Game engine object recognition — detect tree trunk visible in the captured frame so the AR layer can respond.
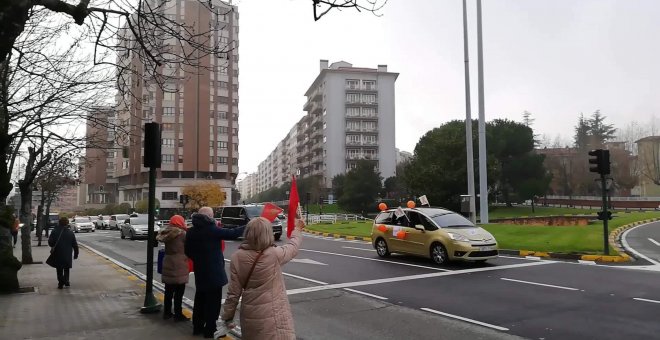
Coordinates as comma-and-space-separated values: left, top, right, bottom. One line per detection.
35, 203, 44, 246
45, 196, 53, 237
0, 204, 22, 293
18, 182, 33, 264
531, 199, 535, 213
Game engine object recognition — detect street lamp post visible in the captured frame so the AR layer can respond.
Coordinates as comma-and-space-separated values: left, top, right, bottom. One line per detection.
462, 0, 477, 223
476, 0, 489, 224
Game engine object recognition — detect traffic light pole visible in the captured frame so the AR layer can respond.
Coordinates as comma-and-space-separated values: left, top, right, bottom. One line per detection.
600, 174, 609, 256
141, 122, 161, 314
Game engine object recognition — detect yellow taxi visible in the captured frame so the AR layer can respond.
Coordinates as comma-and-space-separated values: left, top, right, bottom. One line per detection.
371, 207, 498, 265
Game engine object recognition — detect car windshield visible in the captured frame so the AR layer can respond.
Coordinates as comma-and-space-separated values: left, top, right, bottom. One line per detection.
430, 213, 475, 229
245, 205, 264, 218
131, 217, 148, 225
76, 217, 91, 222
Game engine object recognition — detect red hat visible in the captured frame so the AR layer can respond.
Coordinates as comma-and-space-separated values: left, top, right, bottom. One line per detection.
169, 215, 186, 230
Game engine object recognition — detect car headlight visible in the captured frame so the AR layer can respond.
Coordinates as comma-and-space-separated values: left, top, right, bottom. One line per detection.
448, 232, 470, 242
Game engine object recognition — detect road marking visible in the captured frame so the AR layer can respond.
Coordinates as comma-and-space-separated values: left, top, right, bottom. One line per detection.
622, 226, 660, 266
578, 260, 596, 265
649, 238, 660, 247
300, 248, 451, 272
343, 288, 388, 300
420, 308, 509, 331
286, 261, 551, 296
633, 297, 660, 304
136, 240, 145, 243
290, 258, 327, 265
283, 273, 328, 285
525, 256, 541, 260
342, 246, 374, 252
500, 278, 580, 291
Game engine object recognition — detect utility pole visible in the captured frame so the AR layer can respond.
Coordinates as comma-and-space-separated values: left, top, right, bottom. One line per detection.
588, 149, 612, 255
476, 0, 489, 224
462, 0, 476, 223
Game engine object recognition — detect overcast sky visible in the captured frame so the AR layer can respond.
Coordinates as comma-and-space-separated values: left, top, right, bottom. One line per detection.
235, 0, 660, 175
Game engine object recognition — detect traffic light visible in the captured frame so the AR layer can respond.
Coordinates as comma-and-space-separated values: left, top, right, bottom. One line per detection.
179, 194, 189, 205
597, 211, 612, 220
588, 149, 610, 175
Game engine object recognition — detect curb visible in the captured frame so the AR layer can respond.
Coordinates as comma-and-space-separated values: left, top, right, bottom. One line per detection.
500, 248, 631, 263
304, 230, 371, 242
79, 242, 239, 339
609, 218, 660, 261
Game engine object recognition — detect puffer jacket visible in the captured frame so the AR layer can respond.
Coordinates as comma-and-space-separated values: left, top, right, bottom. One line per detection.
157, 227, 189, 285
221, 228, 302, 340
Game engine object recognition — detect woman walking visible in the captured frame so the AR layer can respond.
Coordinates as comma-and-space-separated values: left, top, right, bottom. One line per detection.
48, 217, 79, 289
157, 215, 190, 321
219, 217, 304, 340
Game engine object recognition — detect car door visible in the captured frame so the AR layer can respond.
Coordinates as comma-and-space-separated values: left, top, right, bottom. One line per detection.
388, 213, 411, 253
400, 211, 428, 255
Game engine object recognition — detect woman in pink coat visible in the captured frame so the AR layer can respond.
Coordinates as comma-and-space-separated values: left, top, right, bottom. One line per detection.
157, 215, 190, 321
220, 217, 304, 340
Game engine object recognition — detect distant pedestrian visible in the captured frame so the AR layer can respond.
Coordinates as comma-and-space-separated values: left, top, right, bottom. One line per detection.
156, 214, 190, 322
11, 216, 19, 248
219, 217, 304, 340
184, 207, 245, 338
48, 217, 79, 289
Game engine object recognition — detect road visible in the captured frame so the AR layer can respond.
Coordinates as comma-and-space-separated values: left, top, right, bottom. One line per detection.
623, 220, 660, 266
76, 229, 660, 340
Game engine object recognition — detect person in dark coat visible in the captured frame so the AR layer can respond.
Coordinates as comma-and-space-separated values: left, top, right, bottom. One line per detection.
48, 217, 79, 289
184, 207, 245, 338
157, 214, 190, 321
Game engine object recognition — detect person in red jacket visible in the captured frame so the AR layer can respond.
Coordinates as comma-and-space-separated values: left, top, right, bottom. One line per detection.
11, 217, 19, 248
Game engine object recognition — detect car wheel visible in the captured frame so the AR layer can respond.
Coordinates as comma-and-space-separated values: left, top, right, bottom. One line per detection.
92, 229, 95, 232
274, 234, 281, 241
74, 229, 78, 233
430, 243, 448, 265
120, 230, 125, 239
375, 238, 390, 257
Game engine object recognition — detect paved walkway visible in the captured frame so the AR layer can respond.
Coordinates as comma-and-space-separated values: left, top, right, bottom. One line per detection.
0, 237, 203, 339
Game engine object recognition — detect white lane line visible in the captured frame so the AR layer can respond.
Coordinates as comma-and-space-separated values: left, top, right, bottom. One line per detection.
500, 278, 580, 291
420, 308, 509, 331
342, 246, 374, 252
525, 256, 541, 260
283, 273, 328, 285
286, 261, 551, 296
649, 238, 660, 247
633, 297, 660, 304
622, 226, 660, 266
136, 240, 145, 243
300, 248, 451, 272
578, 260, 596, 265
343, 288, 388, 300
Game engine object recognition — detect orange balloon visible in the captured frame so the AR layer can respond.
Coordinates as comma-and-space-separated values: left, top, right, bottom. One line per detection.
396, 230, 406, 239
378, 225, 387, 232
407, 200, 416, 209
378, 202, 388, 211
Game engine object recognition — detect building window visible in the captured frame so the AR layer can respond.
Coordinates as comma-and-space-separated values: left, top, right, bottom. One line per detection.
218, 96, 230, 104
323, 122, 327, 129
163, 123, 174, 130
218, 126, 228, 134
233, 143, 238, 151
162, 192, 178, 200
364, 135, 377, 144
178, 155, 183, 163
163, 107, 175, 115
163, 92, 176, 101
232, 157, 238, 165
122, 160, 129, 169
347, 107, 360, 117
347, 135, 360, 144
162, 154, 174, 163
362, 94, 377, 104
346, 79, 359, 90
219, 81, 228, 88
218, 141, 228, 149
162, 138, 175, 147
363, 107, 376, 117
218, 111, 228, 120
218, 156, 228, 164
346, 93, 360, 103
233, 113, 238, 121
363, 80, 376, 90
178, 139, 184, 147
232, 128, 238, 136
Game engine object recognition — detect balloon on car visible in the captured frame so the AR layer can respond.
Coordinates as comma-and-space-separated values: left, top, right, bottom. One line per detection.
378, 203, 388, 211
407, 200, 416, 209
377, 225, 387, 232
396, 230, 406, 239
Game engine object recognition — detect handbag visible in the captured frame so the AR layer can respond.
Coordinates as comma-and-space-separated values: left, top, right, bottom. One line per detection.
46, 230, 63, 268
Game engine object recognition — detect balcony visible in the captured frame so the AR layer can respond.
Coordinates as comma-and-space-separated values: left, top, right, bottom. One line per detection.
312, 140, 323, 151
312, 154, 323, 164
345, 139, 378, 146
345, 85, 378, 92
346, 153, 379, 160
345, 126, 378, 133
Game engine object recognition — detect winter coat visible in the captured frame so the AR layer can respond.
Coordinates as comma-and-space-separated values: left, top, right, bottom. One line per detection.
184, 213, 245, 291
48, 225, 79, 269
221, 228, 302, 340
157, 227, 189, 285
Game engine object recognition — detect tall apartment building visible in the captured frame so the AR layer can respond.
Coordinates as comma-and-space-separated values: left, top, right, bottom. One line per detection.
83, 1, 239, 216
254, 60, 398, 196
80, 106, 119, 208
237, 172, 258, 201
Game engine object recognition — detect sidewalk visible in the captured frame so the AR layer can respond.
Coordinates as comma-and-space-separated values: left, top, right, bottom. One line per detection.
0, 238, 200, 339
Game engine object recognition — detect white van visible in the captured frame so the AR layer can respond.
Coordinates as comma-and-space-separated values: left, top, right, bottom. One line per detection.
109, 214, 130, 230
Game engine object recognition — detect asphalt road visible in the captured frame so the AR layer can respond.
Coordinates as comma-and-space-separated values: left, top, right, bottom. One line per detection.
76, 229, 660, 340
623, 220, 660, 266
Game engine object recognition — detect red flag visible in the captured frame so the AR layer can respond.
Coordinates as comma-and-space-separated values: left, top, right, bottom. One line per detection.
287, 175, 300, 238
261, 202, 283, 222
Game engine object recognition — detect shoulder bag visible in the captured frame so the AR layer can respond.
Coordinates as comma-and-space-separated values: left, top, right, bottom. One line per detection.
46, 229, 63, 268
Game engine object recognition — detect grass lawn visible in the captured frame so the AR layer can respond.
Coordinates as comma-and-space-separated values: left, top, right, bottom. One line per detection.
487, 206, 600, 218
306, 221, 372, 237
306, 210, 660, 255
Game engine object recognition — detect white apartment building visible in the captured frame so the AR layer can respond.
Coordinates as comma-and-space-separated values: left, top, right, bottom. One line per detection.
253, 60, 398, 196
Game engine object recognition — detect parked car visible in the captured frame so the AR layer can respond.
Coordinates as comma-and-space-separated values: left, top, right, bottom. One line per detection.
109, 214, 130, 230
70, 216, 96, 233
46, 213, 60, 229
120, 215, 160, 241
371, 207, 498, 265
94, 215, 112, 230
220, 204, 283, 241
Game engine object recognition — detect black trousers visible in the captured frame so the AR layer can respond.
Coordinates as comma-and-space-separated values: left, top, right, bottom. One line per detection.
11, 231, 17, 246
56, 267, 70, 285
192, 287, 223, 334
164, 283, 186, 316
